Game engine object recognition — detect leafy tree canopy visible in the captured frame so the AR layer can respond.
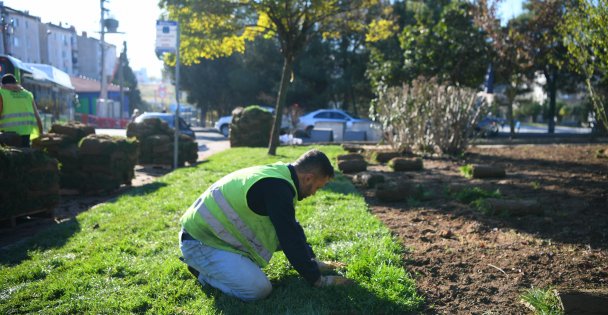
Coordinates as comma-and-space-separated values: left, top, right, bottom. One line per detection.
559, 0, 608, 130
159, 0, 392, 64
399, 0, 491, 88
159, 0, 391, 154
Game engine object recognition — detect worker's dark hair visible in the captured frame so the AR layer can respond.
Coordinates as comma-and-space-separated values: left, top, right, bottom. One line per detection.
293, 149, 335, 178
1, 74, 17, 84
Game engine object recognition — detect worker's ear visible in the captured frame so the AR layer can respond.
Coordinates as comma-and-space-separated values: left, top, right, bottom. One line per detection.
302, 172, 315, 183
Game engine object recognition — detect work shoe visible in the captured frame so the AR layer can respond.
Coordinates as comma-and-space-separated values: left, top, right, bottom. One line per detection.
179, 256, 200, 278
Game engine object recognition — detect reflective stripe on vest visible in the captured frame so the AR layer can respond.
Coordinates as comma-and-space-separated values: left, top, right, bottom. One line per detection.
0, 89, 36, 135
194, 197, 250, 254
1, 112, 36, 119
0, 120, 37, 129
195, 187, 272, 262
212, 188, 272, 262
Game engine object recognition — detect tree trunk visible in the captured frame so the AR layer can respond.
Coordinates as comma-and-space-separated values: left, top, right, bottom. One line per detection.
268, 56, 293, 155
199, 105, 208, 127
507, 85, 516, 138
547, 68, 558, 134
586, 78, 608, 133
350, 85, 358, 117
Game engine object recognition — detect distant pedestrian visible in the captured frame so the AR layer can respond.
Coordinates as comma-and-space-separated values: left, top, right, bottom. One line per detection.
130, 108, 141, 122
0, 74, 44, 147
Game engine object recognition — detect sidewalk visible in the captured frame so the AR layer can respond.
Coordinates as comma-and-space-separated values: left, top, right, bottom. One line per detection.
471, 133, 608, 145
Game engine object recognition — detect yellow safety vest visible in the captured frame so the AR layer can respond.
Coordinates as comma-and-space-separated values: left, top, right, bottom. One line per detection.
0, 88, 37, 136
181, 163, 298, 267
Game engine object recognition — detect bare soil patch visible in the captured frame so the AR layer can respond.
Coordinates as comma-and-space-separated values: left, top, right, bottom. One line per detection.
355, 144, 608, 314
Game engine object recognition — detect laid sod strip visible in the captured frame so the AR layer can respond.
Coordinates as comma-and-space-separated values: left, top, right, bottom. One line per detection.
0, 146, 422, 314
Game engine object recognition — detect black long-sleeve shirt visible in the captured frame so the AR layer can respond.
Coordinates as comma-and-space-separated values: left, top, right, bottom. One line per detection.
246, 164, 321, 284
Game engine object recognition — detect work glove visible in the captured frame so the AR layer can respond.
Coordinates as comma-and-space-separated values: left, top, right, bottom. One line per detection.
314, 275, 353, 287
315, 259, 346, 272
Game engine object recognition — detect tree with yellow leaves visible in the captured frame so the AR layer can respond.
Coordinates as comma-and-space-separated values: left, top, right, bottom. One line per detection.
159, 0, 396, 154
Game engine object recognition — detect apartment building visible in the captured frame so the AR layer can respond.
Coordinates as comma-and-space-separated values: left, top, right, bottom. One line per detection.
1, 2, 117, 80
0, 3, 42, 63
77, 31, 116, 81
39, 22, 77, 75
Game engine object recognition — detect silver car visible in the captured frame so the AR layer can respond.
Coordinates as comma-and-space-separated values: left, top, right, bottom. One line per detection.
297, 109, 371, 134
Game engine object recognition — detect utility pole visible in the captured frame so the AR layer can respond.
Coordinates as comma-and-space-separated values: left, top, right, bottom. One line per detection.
99, 0, 108, 100
119, 40, 126, 119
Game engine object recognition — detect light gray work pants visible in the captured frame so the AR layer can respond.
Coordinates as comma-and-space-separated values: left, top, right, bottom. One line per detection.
179, 231, 272, 301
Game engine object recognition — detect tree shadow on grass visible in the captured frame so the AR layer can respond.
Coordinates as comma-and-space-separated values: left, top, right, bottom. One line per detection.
120, 182, 168, 197
196, 274, 419, 314
0, 182, 168, 266
0, 219, 80, 266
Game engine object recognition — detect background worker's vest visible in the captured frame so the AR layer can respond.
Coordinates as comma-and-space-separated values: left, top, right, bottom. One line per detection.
181, 163, 298, 267
0, 89, 37, 136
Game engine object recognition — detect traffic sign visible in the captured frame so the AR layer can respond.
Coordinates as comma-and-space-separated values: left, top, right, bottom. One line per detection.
156, 20, 178, 54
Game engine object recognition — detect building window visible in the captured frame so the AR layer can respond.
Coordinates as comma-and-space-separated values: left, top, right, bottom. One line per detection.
13, 37, 19, 47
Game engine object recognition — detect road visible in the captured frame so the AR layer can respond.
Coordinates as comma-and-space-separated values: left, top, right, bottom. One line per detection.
498, 123, 592, 134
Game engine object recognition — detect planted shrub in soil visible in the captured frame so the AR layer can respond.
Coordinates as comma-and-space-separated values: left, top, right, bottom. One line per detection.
375, 180, 416, 202
388, 157, 423, 172
479, 198, 542, 216
341, 143, 364, 153
352, 172, 385, 188
338, 159, 367, 173
371, 151, 402, 163
337, 153, 365, 161
471, 164, 506, 179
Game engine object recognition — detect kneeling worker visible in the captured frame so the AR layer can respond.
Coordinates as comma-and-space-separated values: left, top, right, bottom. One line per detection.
179, 149, 351, 301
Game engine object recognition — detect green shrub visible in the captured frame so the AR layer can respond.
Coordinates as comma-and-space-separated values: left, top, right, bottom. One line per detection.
459, 164, 473, 179
520, 287, 564, 315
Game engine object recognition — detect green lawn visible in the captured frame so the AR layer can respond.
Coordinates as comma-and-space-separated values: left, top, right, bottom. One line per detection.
0, 146, 422, 314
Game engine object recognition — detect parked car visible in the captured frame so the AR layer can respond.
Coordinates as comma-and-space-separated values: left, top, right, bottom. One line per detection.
474, 116, 502, 137
214, 115, 233, 137
134, 112, 196, 139
296, 109, 371, 134
214, 106, 289, 137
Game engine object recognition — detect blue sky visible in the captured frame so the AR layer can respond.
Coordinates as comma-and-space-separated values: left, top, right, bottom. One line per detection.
4, 0, 165, 78
4, 0, 524, 80
499, 0, 525, 21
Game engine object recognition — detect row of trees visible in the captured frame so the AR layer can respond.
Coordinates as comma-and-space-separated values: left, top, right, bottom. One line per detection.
159, 0, 608, 154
